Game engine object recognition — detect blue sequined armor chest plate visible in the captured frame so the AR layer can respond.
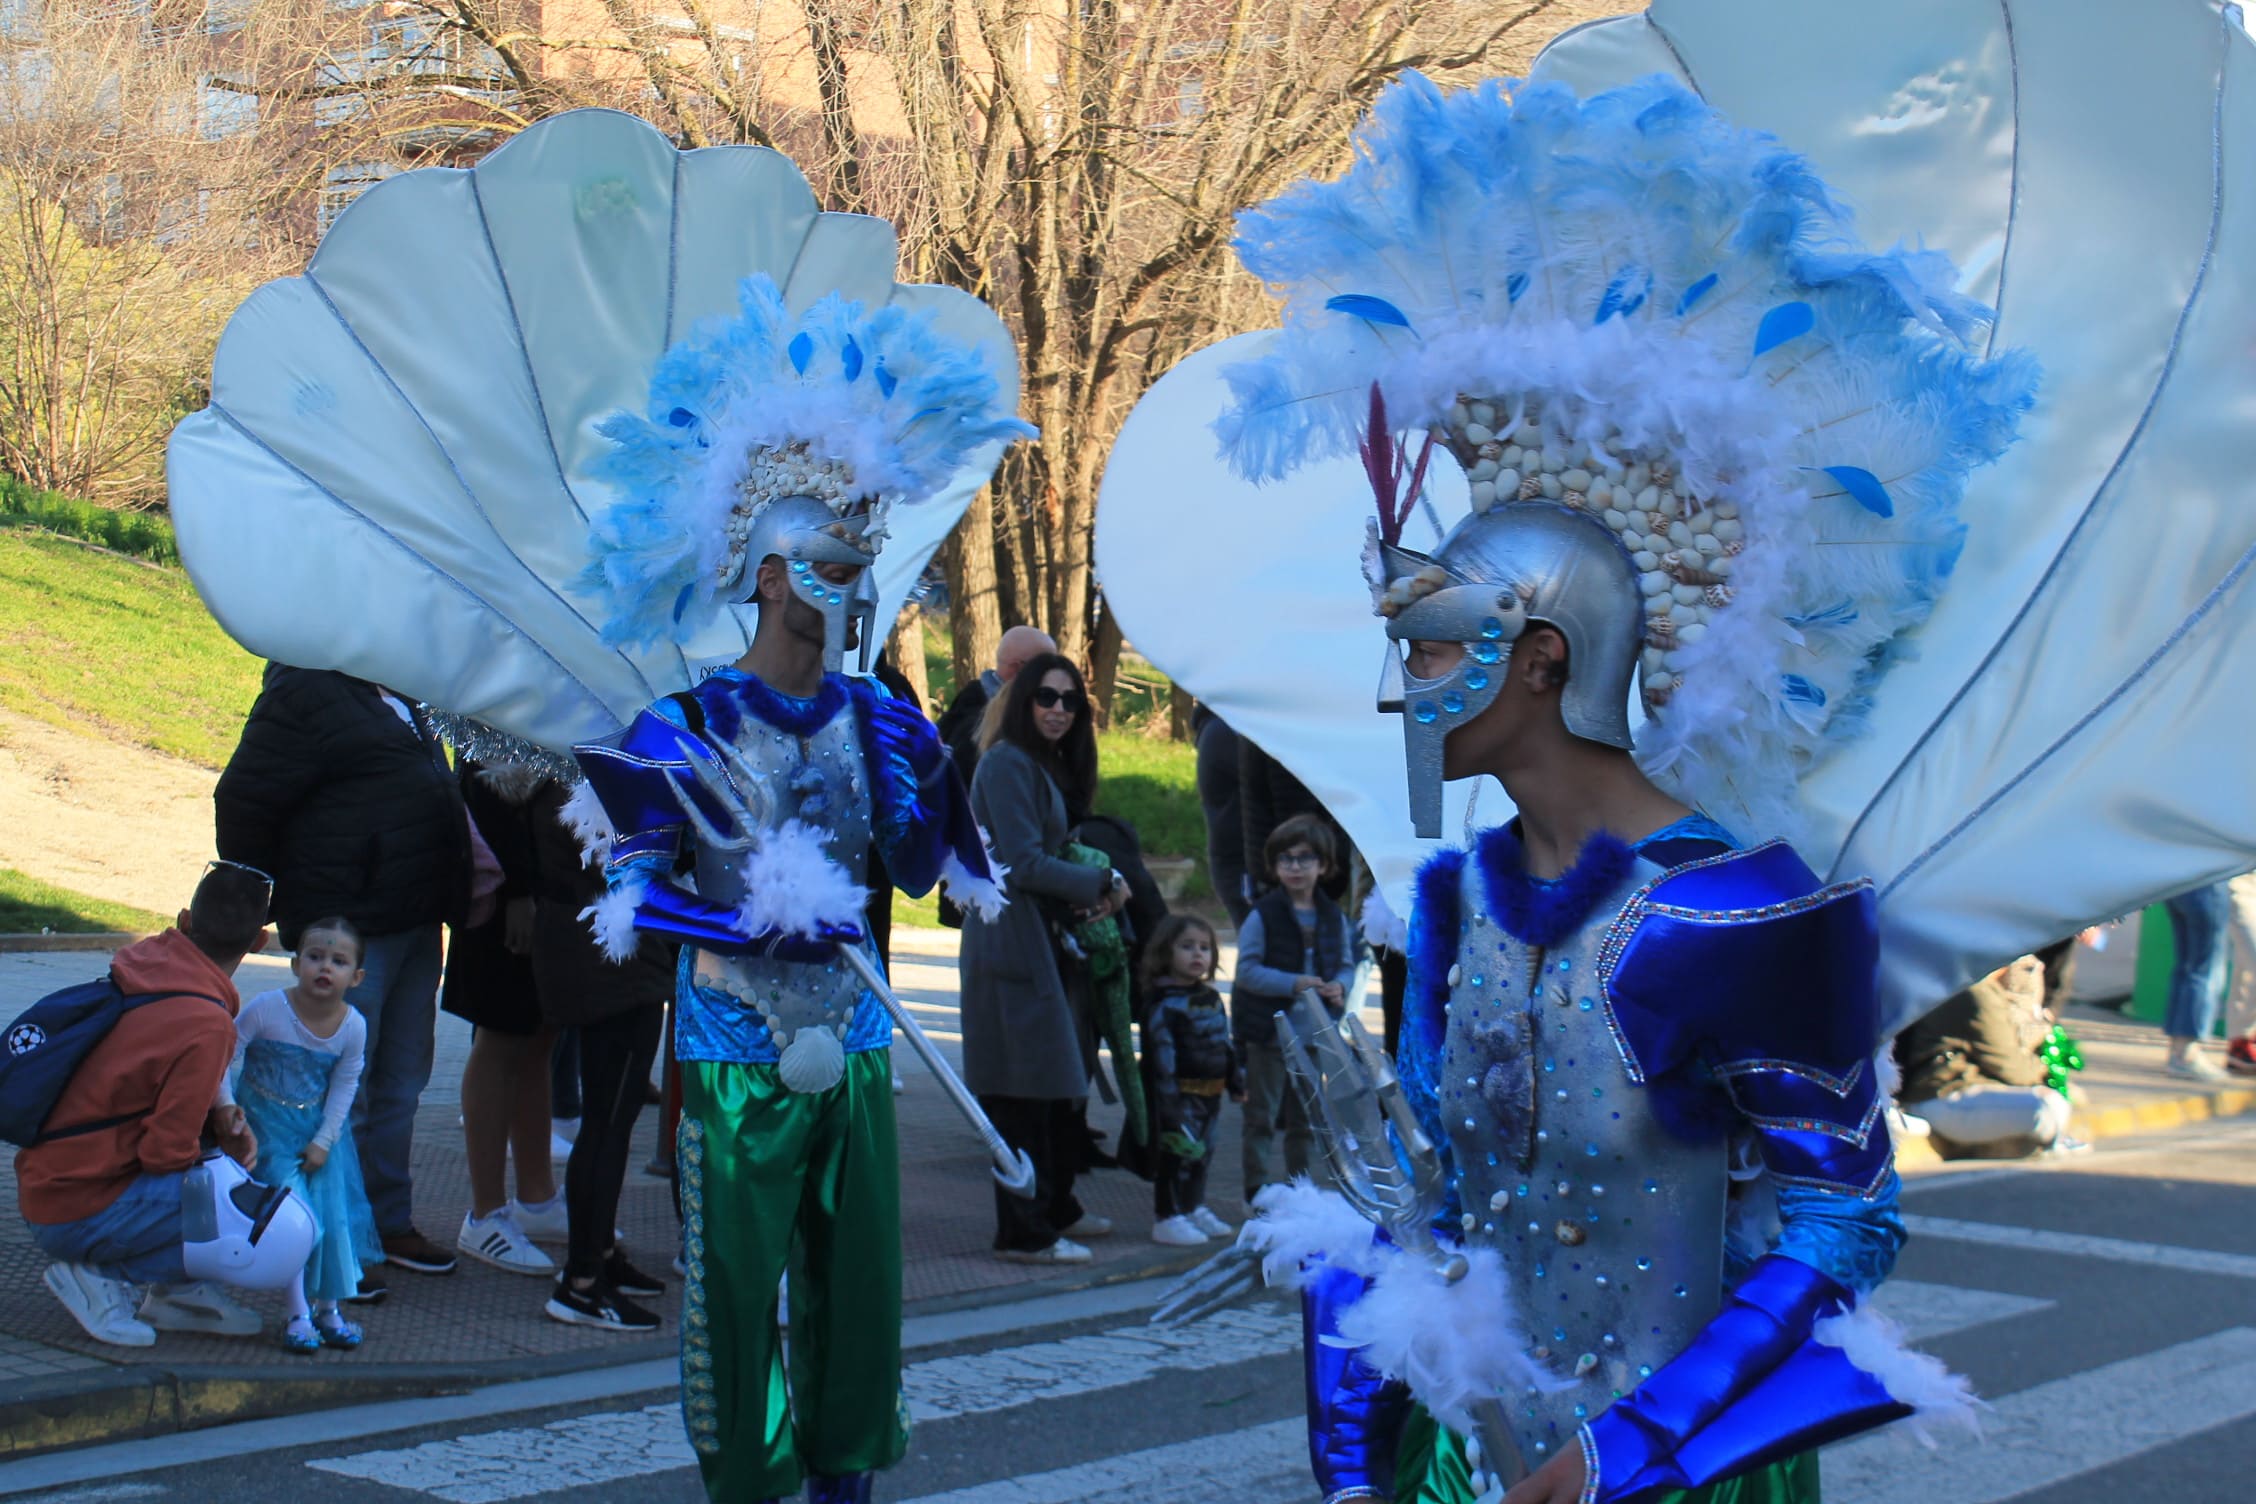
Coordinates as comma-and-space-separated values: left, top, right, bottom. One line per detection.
1439, 857, 1727, 1468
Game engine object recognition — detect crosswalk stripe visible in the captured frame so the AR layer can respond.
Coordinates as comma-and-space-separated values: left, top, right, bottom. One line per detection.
898, 1419, 1308, 1504
1905, 1214, 2256, 1280
907, 1307, 1297, 1421
1824, 1326, 2256, 1503
292, 1276, 2055, 1501
307, 1403, 689, 1503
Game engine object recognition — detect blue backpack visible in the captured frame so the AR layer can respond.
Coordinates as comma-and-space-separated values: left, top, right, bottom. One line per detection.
0, 978, 228, 1148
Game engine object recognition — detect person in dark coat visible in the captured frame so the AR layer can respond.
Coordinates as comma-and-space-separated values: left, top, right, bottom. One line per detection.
1193, 707, 1250, 926
213, 665, 471, 1282
527, 775, 675, 1327
958, 653, 1127, 1264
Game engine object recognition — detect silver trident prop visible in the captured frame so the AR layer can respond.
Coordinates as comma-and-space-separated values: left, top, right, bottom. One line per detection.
662, 734, 1038, 1199
1151, 989, 1529, 1491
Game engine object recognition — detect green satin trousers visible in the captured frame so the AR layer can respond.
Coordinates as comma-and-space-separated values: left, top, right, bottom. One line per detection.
679, 1050, 907, 1501
1393, 1408, 1820, 1504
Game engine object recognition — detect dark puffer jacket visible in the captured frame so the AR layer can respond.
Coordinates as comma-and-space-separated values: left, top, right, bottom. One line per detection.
214, 665, 471, 947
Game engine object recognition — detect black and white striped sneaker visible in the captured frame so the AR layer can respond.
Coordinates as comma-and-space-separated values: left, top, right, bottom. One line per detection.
544, 1278, 660, 1332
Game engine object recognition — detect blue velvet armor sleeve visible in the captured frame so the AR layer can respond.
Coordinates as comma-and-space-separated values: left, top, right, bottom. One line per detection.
1302, 1262, 1411, 1504
848, 676, 996, 899
1582, 845, 1910, 1501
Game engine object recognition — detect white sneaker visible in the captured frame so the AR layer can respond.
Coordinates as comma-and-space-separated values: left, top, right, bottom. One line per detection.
2169, 1052, 2234, 1084
457, 1211, 557, 1275
996, 1237, 1093, 1265
550, 1118, 580, 1162
510, 1195, 570, 1243
140, 1280, 262, 1336
892, 1072, 905, 1095
1151, 1215, 1209, 1247
1060, 1213, 1114, 1239
44, 1263, 155, 1347
1189, 1206, 1234, 1239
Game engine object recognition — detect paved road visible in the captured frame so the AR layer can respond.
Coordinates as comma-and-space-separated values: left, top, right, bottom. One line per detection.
4, 1118, 2253, 1504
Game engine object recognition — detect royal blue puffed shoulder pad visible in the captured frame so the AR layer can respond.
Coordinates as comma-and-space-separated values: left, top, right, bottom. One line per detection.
1597, 842, 1880, 1089
575, 707, 729, 841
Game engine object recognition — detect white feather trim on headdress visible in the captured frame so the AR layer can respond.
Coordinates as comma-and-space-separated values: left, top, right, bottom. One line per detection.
735, 820, 869, 938
1814, 1299, 1985, 1443
559, 779, 617, 869
581, 878, 646, 963
940, 848, 1010, 923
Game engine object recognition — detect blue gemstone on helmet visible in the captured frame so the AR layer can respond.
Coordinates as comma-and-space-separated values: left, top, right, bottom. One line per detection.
1413, 700, 1440, 724
1466, 668, 1490, 691
1442, 690, 1466, 714
1480, 617, 1506, 640
1472, 641, 1501, 664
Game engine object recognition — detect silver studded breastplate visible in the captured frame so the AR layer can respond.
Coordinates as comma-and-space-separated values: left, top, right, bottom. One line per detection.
688, 701, 872, 1066
1438, 856, 1727, 1467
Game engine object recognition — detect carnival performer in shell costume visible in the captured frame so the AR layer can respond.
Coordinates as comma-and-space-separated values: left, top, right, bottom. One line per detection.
163, 113, 1027, 1504
1131, 75, 2040, 1504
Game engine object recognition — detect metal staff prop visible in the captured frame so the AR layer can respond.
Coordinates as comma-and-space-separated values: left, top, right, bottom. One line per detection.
1152, 991, 1529, 1492
836, 945, 1036, 1198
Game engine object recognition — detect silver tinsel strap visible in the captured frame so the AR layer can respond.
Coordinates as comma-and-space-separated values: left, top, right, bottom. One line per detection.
420, 705, 585, 784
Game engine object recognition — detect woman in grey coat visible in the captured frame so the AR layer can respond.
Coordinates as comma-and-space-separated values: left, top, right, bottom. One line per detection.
960, 653, 1128, 1262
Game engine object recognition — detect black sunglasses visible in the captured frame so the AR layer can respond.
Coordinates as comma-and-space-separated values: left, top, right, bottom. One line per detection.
1032, 687, 1088, 714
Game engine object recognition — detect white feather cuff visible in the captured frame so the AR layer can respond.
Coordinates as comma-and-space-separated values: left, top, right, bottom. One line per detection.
1359, 887, 1406, 953
1814, 1299, 1985, 1443
940, 849, 1010, 922
559, 780, 617, 869
735, 820, 868, 938
1238, 1180, 1564, 1434
581, 878, 646, 963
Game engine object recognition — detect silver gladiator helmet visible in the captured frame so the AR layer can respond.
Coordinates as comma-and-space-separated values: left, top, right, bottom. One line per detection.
725, 492, 883, 675
1378, 502, 1642, 837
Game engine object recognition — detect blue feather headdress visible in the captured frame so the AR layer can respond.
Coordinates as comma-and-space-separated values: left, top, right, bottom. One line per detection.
1216, 72, 2038, 836
583, 275, 1036, 647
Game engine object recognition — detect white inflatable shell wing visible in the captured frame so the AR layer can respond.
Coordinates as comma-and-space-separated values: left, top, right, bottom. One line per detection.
1542, 0, 2256, 1026
1103, 0, 2256, 1030
169, 110, 1019, 750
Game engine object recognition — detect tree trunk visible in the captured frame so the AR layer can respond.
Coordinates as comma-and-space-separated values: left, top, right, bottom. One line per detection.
1169, 683, 1195, 743
887, 600, 931, 713
944, 485, 1003, 694
1088, 593, 1125, 730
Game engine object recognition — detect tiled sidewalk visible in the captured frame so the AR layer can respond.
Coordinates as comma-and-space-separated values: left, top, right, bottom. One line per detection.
0, 930, 1245, 1430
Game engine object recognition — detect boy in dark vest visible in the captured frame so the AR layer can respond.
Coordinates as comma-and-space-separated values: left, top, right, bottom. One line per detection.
1229, 813, 1360, 1203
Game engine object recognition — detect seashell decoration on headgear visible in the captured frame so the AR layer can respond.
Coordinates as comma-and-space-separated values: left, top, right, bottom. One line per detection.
1214, 71, 2036, 837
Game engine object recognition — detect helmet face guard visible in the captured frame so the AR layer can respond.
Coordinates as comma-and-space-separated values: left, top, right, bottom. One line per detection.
734, 495, 883, 674
1376, 504, 1642, 839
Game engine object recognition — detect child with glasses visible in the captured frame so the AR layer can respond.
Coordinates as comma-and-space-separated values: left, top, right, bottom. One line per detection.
1230, 814, 1360, 1202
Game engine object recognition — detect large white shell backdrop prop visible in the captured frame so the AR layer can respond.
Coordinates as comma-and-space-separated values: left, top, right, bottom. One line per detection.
1099, 0, 2256, 1028
169, 109, 1011, 749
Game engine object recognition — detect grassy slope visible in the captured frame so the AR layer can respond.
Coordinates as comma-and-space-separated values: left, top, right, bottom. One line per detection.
1, 538, 1207, 927
0, 867, 169, 934
0, 532, 263, 768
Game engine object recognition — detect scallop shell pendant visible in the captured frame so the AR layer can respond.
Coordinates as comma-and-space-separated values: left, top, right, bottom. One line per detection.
776, 1026, 847, 1093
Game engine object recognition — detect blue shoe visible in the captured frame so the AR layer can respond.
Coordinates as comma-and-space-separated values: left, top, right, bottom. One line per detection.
805, 1473, 871, 1504
315, 1310, 364, 1349
281, 1315, 322, 1353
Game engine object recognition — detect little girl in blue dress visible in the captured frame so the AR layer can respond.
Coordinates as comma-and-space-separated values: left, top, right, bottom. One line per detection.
227, 915, 382, 1351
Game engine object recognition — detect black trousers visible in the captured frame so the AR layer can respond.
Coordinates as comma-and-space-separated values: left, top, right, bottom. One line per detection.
980, 1094, 1087, 1251
1153, 1091, 1223, 1219
564, 1003, 664, 1279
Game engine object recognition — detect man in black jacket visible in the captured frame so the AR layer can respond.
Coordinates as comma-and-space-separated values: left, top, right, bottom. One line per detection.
214, 665, 472, 1284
